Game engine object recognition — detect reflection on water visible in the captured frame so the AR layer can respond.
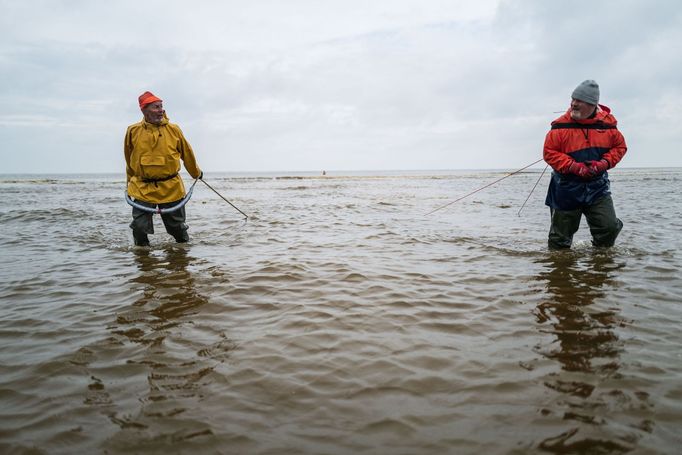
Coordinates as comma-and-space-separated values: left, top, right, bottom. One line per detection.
94, 246, 224, 449
132, 245, 208, 326
533, 251, 652, 453
111, 245, 208, 341
536, 251, 624, 375
1, 170, 681, 453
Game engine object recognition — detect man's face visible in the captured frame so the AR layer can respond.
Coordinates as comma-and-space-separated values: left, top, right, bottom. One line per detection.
142, 101, 164, 125
570, 98, 596, 120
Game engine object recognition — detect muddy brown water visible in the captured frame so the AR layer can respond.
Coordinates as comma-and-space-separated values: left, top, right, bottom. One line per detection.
1, 169, 681, 454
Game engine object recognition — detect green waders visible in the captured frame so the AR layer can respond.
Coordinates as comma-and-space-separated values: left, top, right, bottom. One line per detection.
130, 199, 190, 246
548, 194, 623, 249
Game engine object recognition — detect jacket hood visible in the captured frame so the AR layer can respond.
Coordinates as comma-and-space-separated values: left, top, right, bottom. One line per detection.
552, 104, 617, 126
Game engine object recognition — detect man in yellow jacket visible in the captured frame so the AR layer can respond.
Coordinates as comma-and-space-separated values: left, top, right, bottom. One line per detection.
124, 91, 202, 246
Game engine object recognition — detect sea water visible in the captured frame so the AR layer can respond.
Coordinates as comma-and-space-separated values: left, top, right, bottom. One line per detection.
1, 168, 681, 454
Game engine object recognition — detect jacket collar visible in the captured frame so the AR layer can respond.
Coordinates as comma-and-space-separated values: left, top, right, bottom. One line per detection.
554, 104, 616, 126
141, 117, 169, 128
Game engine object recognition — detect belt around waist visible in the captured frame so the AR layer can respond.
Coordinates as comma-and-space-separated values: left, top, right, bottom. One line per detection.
141, 172, 178, 183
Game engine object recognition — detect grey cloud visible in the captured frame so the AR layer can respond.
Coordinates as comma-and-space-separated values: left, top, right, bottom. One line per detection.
1, 0, 680, 172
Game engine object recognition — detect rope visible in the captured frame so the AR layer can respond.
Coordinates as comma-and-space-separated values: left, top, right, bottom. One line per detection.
517, 164, 549, 216
200, 178, 249, 220
425, 158, 544, 216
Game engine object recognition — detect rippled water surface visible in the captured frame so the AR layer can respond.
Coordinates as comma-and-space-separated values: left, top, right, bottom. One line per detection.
1, 169, 681, 454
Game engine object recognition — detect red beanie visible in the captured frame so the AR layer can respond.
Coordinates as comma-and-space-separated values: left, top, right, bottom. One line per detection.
138, 91, 162, 109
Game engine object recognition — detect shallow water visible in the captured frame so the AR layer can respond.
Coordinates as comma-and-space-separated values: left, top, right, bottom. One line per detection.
1, 168, 681, 454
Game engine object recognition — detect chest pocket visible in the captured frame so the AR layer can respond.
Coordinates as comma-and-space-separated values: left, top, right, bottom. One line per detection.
140, 155, 167, 178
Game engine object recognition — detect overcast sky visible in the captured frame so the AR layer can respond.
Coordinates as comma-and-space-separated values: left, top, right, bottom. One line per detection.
1, 0, 681, 173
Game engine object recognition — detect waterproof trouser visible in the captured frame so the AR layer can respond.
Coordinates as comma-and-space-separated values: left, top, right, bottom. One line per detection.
548, 194, 623, 249
129, 199, 189, 246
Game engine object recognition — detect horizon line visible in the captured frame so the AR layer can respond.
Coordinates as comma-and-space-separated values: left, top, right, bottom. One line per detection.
0, 165, 679, 176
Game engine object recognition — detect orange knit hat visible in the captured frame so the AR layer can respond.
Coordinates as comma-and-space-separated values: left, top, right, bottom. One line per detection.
138, 91, 162, 109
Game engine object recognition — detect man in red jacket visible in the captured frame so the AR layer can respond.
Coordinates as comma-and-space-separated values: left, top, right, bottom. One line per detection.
543, 80, 627, 249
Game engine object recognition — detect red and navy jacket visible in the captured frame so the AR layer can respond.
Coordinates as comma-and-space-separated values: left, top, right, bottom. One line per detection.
543, 105, 627, 210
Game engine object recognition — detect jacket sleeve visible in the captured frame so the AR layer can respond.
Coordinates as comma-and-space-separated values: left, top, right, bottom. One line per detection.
601, 130, 627, 169
124, 126, 134, 183
175, 126, 202, 179
543, 130, 574, 173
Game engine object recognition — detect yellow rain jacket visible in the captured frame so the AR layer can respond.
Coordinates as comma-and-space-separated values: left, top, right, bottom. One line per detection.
124, 115, 201, 204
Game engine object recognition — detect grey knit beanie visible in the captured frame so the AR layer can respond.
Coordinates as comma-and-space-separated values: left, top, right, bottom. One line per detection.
572, 80, 599, 105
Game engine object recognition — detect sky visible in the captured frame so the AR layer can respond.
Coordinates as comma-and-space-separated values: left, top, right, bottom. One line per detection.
1, 0, 681, 173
